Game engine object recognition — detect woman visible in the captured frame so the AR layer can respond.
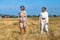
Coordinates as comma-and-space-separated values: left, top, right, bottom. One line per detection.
18, 6, 27, 34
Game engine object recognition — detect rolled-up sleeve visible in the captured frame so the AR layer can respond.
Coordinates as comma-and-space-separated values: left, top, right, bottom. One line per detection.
40, 13, 42, 23
45, 13, 49, 23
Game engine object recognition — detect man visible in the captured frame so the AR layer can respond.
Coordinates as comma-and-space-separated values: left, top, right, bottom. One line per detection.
40, 7, 49, 34
18, 6, 27, 34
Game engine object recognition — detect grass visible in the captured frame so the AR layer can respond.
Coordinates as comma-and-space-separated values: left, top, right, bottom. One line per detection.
0, 17, 60, 40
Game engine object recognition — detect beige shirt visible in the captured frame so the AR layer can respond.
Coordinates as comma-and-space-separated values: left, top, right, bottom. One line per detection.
18, 11, 27, 22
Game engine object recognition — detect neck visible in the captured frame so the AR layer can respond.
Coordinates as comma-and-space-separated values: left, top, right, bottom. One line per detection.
21, 10, 24, 11
42, 11, 46, 12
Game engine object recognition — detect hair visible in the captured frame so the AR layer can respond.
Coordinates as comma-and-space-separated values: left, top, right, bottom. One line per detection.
20, 6, 25, 10
42, 7, 46, 10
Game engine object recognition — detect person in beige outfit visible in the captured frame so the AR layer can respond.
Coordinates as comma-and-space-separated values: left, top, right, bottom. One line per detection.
18, 6, 27, 34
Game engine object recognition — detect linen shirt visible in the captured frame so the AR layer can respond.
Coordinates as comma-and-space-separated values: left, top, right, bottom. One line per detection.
40, 11, 49, 23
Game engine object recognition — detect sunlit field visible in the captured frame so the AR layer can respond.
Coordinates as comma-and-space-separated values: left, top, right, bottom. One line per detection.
0, 17, 60, 40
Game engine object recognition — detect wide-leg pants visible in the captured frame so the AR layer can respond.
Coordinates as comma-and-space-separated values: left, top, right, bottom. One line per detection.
40, 20, 48, 33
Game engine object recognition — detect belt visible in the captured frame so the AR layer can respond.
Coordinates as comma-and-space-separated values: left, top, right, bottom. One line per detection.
42, 18, 45, 20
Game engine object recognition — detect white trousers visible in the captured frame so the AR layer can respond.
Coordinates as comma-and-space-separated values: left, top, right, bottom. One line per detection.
40, 20, 48, 33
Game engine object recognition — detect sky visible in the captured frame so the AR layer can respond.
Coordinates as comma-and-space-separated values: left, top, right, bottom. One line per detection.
0, 0, 60, 16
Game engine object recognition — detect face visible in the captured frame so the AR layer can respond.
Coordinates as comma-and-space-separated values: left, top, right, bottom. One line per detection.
21, 7, 24, 11
42, 8, 46, 12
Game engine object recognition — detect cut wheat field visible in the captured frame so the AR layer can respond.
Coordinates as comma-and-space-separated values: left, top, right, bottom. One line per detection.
0, 17, 60, 40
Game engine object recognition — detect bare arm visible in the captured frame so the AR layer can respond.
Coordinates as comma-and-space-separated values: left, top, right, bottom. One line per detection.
18, 12, 20, 19
26, 13, 27, 20
24, 11, 27, 20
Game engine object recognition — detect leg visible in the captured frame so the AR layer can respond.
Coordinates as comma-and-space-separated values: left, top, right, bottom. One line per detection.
20, 23, 23, 34
40, 22, 44, 33
20, 27, 22, 34
23, 22, 26, 33
19, 21, 21, 34
45, 24, 48, 33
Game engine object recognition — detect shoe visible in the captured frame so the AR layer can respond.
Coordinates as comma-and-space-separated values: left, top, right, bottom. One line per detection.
46, 32, 49, 35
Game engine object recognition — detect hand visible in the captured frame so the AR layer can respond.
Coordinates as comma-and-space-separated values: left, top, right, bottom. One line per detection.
45, 23, 48, 25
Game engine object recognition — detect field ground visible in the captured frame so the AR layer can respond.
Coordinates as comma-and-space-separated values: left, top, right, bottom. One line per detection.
0, 17, 60, 40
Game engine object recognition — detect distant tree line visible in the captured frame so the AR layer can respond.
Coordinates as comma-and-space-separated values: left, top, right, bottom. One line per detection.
0, 14, 60, 18
49, 15, 60, 17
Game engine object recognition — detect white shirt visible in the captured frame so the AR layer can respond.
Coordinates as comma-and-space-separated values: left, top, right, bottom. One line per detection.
40, 11, 49, 23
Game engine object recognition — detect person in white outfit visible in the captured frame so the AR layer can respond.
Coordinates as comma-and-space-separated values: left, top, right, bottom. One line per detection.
40, 7, 49, 34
